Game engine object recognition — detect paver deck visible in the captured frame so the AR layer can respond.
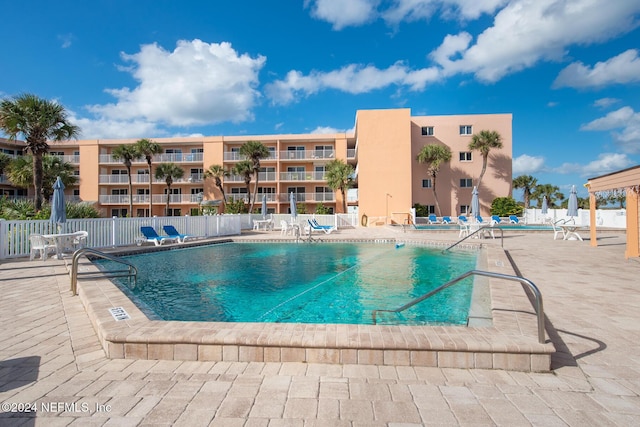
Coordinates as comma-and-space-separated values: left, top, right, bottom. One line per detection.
1, 226, 639, 425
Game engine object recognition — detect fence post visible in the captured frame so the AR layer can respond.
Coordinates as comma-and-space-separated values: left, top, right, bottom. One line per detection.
0, 219, 6, 260
112, 216, 118, 247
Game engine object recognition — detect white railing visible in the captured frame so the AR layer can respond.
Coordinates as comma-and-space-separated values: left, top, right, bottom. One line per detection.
98, 153, 204, 164
99, 174, 206, 184
279, 172, 327, 181
522, 208, 626, 228
0, 215, 241, 259
223, 152, 278, 161
278, 192, 335, 202
347, 149, 356, 158
279, 150, 335, 160
51, 154, 80, 164
226, 172, 277, 182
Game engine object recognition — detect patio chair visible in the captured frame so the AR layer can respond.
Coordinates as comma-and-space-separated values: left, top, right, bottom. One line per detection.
29, 234, 56, 261
162, 225, 193, 243
509, 215, 520, 224
458, 215, 469, 224
491, 215, 503, 224
442, 216, 453, 224
427, 214, 440, 224
140, 226, 178, 246
545, 218, 566, 240
72, 231, 89, 249
280, 220, 291, 235
307, 219, 336, 234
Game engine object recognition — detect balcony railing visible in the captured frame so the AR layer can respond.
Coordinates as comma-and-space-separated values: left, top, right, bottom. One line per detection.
51, 154, 80, 164
347, 149, 356, 159
98, 153, 204, 164
223, 152, 278, 162
226, 172, 277, 182
279, 172, 326, 181
279, 150, 335, 160
225, 192, 335, 203
99, 174, 205, 184
99, 194, 201, 204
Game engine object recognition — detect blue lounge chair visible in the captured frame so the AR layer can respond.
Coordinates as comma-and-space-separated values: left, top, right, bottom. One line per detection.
427, 214, 440, 224
442, 216, 453, 224
458, 215, 469, 224
491, 215, 503, 224
509, 215, 520, 224
307, 219, 336, 234
475, 215, 486, 223
163, 225, 193, 243
140, 226, 178, 246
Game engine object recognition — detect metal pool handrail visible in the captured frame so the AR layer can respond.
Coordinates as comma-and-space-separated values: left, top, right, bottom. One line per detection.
70, 247, 138, 296
372, 269, 546, 344
442, 225, 504, 252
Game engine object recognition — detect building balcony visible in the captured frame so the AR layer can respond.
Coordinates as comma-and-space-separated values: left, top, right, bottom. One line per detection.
226, 172, 277, 182
52, 154, 80, 164
98, 153, 204, 164
279, 150, 334, 161
279, 172, 327, 181
98, 194, 200, 205
223, 152, 278, 162
225, 192, 335, 204
98, 174, 205, 184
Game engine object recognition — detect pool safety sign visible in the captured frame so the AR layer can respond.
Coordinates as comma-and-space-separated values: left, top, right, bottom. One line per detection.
108, 307, 131, 321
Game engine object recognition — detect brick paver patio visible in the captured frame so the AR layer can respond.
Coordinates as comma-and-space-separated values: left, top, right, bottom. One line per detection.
1, 227, 639, 425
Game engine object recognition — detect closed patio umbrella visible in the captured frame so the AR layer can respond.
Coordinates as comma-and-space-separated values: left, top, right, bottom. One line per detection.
541, 196, 548, 215
262, 194, 268, 219
289, 192, 297, 220
50, 176, 66, 232
471, 186, 480, 219
567, 185, 578, 217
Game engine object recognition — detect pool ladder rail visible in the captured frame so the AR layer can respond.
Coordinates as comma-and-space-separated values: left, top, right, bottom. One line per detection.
371, 269, 546, 344
70, 248, 138, 296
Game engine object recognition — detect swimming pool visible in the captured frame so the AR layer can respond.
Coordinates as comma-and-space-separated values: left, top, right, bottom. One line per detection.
96, 242, 479, 326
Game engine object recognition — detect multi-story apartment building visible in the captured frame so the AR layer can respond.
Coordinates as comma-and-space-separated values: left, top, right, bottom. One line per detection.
0, 108, 512, 221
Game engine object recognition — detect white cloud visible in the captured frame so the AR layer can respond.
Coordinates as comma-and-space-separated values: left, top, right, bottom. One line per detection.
593, 97, 620, 109
558, 153, 633, 177
86, 39, 265, 130
310, 126, 342, 134
264, 62, 441, 105
383, 0, 508, 24
69, 112, 165, 139
431, 0, 640, 82
305, 0, 380, 30
512, 154, 545, 175
553, 49, 640, 89
581, 107, 640, 154
58, 33, 74, 49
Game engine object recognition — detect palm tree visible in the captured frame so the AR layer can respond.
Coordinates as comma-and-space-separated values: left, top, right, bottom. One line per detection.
0, 93, 80, 210
7, 155, 78, 201
134, 138, 162, 216
239, 140, 270, 213
513, 175, 538, 208
468, 130, 503, 190
416, 144, 452, 216
532, 183, 564, 208
232, 160, 253, 209
0, 153, 11, 176
325, 159, 354, 213
154, 162, 184, 216
112, 144, 140, 217
204, 164, 228, 203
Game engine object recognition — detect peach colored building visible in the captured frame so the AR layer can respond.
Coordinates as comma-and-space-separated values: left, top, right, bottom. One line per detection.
0, 108, 512, 220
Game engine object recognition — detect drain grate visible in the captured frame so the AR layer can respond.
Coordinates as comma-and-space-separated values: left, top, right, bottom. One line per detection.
108, 307, 131, 321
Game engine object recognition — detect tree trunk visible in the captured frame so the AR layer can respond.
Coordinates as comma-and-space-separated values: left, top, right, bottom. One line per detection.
147, 159, 153, 216
166, 184, 171, 216
341, 186, 347, 213
33, 153, 44, 211
127, 164, 133, 217
477, 155, 488, 190
251, 171, 260, 213
432, 173, 442, 216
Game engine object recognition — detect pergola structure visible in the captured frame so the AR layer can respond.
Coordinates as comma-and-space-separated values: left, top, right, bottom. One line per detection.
586, 165, 640, 259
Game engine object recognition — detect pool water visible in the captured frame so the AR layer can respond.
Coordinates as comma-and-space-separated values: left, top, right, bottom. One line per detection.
97, 242, 478, 325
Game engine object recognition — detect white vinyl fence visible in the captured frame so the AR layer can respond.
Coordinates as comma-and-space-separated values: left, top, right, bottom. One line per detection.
0, 215, 241, 259
522, 208, 627, 228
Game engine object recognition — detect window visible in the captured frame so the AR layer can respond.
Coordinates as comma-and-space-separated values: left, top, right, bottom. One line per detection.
111, 189, 127, 195
426, 205, 435, 214
111, 209, 127, 218
422, 179, 432, 188
459, 152, 472, 161
49, 151, 65, 156
231, 187, 248, 194
73, 189, 80, 197
191, 188, 204, 195
460, 125, 472, 135
190, 148, 204, 153
421, 126, 434, 136
460, 205, 470, 214
111, 169, 127, 175
136, 209, 149, 217
459, 178, 473, 188
137, 189, 149, 195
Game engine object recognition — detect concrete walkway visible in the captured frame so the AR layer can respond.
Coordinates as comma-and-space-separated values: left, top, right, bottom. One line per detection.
1, 228, 639, 426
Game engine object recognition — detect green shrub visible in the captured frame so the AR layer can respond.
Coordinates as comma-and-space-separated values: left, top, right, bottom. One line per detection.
490, 197, 523, 216
224, 199, 247, 214
315, 203, 331, 214
413, 203, 430, 217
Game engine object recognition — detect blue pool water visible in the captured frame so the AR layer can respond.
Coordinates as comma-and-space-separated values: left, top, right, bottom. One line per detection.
96, 242, 478, 326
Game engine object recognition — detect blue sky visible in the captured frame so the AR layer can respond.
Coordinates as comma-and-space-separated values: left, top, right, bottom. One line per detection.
2, 0, 640, 202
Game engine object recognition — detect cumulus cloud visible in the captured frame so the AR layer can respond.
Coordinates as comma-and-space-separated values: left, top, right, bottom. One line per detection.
593, 97, 620, 109
86, 39, 265, 131
430, 0, 640, 82
512, 154, 545, 175
581, 107, 640, 153
264, 62, 441, 105
553, 49, 640, 89
68, 111, 165, 139
383, 0, 508, 24
304, 0, 380, 30
558, 153, 633, 177
58, 33, 74, 49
